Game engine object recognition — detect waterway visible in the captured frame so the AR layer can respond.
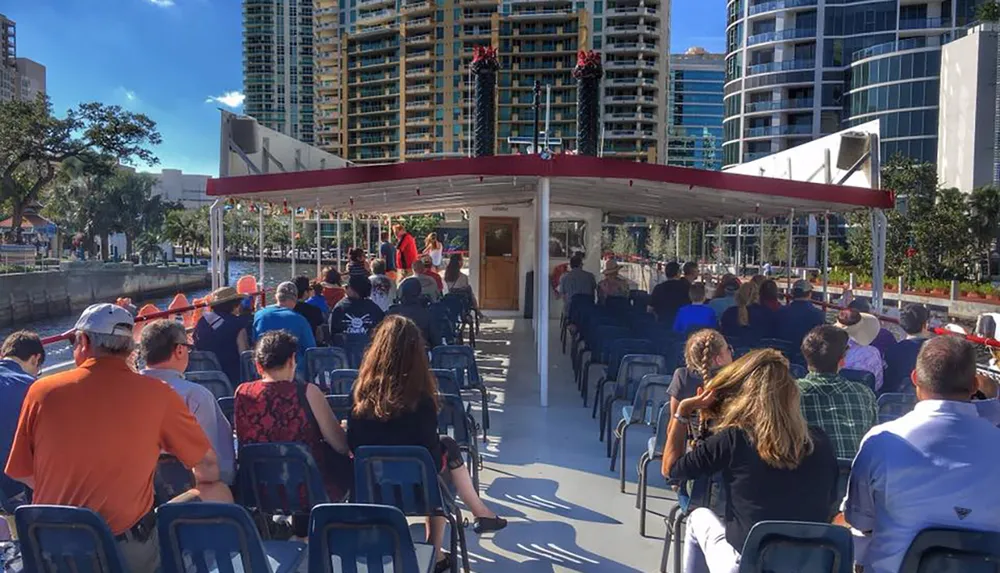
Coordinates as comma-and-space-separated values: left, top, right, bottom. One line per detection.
0, 260, 315, 364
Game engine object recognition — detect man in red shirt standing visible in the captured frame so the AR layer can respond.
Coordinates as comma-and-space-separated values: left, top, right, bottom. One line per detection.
393, 224, 419, 276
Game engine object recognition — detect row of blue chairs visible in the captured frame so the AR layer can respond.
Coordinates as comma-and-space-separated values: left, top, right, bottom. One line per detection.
17, 447, 477, 572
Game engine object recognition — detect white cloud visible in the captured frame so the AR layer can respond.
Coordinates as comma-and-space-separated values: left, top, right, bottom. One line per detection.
124, 90, 136, 101
205, 91, 246, 109
145, 0, 176, 7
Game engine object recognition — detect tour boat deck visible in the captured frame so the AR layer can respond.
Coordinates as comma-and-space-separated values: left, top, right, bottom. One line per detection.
453, 317, 674, 572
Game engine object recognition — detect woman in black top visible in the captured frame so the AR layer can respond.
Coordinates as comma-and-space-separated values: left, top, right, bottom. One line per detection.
662, 349, 838, 573
348, 315, 505, 572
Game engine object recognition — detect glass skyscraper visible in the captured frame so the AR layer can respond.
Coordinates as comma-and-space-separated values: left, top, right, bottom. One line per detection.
668, 48, 725, 170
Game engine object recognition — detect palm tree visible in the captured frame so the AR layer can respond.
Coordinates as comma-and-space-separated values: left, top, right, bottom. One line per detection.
968, 185, 1000, 279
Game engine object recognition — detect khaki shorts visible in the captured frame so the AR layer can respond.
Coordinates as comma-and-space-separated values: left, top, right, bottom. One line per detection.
117, 526, 160, 573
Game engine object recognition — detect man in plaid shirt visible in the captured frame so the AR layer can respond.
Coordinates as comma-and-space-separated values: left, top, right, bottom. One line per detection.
797, 325, 878, 459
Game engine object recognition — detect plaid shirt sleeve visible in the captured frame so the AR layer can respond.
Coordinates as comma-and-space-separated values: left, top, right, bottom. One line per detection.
798, 374, 878, 460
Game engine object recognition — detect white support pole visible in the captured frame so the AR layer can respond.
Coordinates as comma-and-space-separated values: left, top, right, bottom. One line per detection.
822, 210, 830, 303
786, 209, 795, 294
674, 220, 679, 261
377, 216, 383, 252
717, 220, 723, 273
352, 213, 357, 249
366, 216, 372, 254
537, 176, 551, 408
869, 133, 885, 314
258, 207, 264, 289
544, 85, 551, 151
289, 204, 296, 277
759, 217, 765, 271
687, 223, 692, 262
336, 212, 342, 269
735, 218, 742, 276
209, 200, 221, 290
218, 205, 226, 286
701, 220, 707, 264
315, 202, 321, 278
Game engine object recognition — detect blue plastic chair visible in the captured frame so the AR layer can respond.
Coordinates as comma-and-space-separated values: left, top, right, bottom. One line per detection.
840, 368, 877, 393
579, 325, 631, 406
790, 363, 808, 379
738, 521, 854, 573
353, 446, 469, 573
239, 349, 257, 383
877, 392, 918, 423
611, 373, 671, 495
306, 346, 351, 386
899, 527, 1000, 572
16, 505, 128, 573
237, 442, 334, 531
157, 502, 306, 573
326, 394, 353, 424
217, 396, 234, 427
592, 338, 657, 419
185, 370, 235, 399
599, 354, 668, 456
629, 289, 651, 310
430, 345, 489, 441
309, 503, 436, 573
186, 350, 223, 374
637, 403, 669, 536
153, 454, 195, 507
342, 333, 371, 369
438, 393, 482, 491
431, 368, 463, 397
315, 368, 359, 395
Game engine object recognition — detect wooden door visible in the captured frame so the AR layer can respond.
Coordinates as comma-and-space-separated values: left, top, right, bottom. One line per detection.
479, 217, 519, 310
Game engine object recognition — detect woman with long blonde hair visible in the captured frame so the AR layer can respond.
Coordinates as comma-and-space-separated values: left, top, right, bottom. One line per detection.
719, 280, 773, 346
424, 232, 444, 270
661, 349, 838, 573
348, 315, 505, 571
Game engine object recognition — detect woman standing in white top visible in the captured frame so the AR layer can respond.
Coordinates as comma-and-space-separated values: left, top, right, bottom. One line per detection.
424, 232, 444, 270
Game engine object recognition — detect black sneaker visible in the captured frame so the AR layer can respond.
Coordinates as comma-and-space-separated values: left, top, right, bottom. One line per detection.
472, 515, 507, 534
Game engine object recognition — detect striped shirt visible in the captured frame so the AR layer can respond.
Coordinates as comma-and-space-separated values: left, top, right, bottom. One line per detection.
798, 371, 878, 460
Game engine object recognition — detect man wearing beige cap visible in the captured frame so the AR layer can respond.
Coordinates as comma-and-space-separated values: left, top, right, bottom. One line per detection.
252, 281, 317, 380
6, 303, 223, 571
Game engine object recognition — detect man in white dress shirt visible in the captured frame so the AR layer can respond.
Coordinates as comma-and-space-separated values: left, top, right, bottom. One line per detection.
843, 336, 1000, 573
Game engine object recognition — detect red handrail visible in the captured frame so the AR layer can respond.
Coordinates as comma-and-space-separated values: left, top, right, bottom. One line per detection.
39, 289, 268, 346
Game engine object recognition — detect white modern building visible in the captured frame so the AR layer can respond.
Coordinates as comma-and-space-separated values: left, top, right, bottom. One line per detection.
937, 23, 998, 192
153, 169, 213, 209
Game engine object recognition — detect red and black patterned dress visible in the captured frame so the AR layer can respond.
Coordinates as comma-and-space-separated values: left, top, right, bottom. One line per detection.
234, 380, 351, 501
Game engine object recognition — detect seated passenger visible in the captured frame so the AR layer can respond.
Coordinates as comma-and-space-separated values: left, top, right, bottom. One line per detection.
293, 275, 326, 341
140, 319, 237, 486
719, 281, 773, 345
668, 329, 732, 418
5, 304, 227, 572
843, 336, 1000, 573
0, 331, 43, 506
662, 349, 838, 573
235, 331, 352, 502
798, 325, 877, 459
881, 304, 930, 394
835, 309, 884, 391
649, 262, 690, 325
775, 279, 824, 350
320, 267, 347, 308
369, 258, 397, 313
193, 286, 250, 385
411, 258, 441, 302
848, 299, 897, 356
673, 283, 718, 335
559, 252, 597, 313
329, 274, 385, 341
252, 281, 317, 381
707, 275, 739, 321
758, 279, 782, 312
388, 278, 442, 347
348, 316, 506, 571
597, 260, 630, 303
347, 247, 370, 279
305, 280, 331, 316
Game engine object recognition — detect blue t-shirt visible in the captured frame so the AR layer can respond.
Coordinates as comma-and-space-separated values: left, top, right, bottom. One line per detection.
0, 359, 33, 503
775, 299, 825, 348
673, 304, 719, 335
380, 242, 397, 271
305, 294, 330, 315
882, 337, 926, 394
252, 306, 317, 378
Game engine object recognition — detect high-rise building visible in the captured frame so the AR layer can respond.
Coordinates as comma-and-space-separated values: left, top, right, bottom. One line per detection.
0, 14, 45, 103
242, 0, 316, 144
667, 48, 724, 169
721, 0, 977, 167
937, 23, 997, 191
15, 58, 45, 102
315, 0, 670, 164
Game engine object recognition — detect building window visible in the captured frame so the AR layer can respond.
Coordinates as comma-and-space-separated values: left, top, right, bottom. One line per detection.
550, 220, 588, 258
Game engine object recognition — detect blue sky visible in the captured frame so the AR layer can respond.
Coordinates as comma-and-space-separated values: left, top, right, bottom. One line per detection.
8, 0, 724, 177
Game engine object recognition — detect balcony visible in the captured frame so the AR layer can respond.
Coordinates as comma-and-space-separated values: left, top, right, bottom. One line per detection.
406, 50, 434, 61
606, 6, 659, 17
744, 97, 813, 113
605, 24, 659, 35
605, 41, 658, 53
605, 111, 656, 120
607, 77, 658, 87
746, 58, 815, 75
851, 37, 926, 61
358, 9, 396, 22
746, 27, 816, 45
743, 151, 772, 161
405, 101, 433, 109
898, 17, 951, 30
606, 95, 657, 104
407, 17, 433, 27
507, 8, 576, 18
406, 66, 433, 77
605, 59, 657, 69
744, 123, 813, 137
408, 33, 433, 44
401, 0, 432, 11
747, 0, 816, 16
359, 0, 394, 7
406, 116, 432, 125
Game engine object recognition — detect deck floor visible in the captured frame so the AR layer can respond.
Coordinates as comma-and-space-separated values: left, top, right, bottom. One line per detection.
456, 318, 679, 572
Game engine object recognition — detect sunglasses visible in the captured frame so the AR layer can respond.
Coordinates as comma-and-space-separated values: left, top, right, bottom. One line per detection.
176, 342, 194, 350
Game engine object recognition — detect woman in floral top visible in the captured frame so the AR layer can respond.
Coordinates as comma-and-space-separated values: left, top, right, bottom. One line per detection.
597, 259, 630, 303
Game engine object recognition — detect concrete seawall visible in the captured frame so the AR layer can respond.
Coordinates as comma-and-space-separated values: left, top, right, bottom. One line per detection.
0, 262, 210, 328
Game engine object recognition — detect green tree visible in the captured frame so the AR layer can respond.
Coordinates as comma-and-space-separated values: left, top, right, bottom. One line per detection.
610, 224, 637, 258
397, 213, 442, 245
909, 187, 971, 279
0, 95, 161, 242
43, 162, 119, 259
968, 185, 1000, 280
646, 223, 669, 260
113, 171, 170, 260
978, 1, 1000, 22
164, 208, 208, 262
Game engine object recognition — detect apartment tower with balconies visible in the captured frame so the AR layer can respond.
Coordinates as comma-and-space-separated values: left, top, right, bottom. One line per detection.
243, 0, 316, 144
722, 0, 979, 167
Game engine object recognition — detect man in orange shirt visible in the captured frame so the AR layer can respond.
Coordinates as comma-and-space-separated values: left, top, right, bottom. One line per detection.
5, 303, 226, 571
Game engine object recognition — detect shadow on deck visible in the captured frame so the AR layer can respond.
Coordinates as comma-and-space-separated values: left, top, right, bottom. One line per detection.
452, 318, 678, 572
